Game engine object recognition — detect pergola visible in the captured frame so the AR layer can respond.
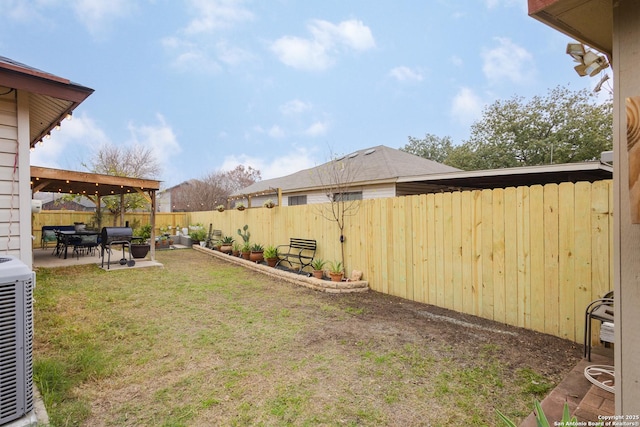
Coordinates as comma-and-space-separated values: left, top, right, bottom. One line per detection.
31, 165, 162, 260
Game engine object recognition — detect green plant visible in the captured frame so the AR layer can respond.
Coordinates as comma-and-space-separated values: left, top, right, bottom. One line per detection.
250, 243, 264, 252
263, 199, 275, 208
220, 236, 235, 244
496, 400, 576, 427
241, 242, 251, 253
135, 224, 152, 241
216, 205, 225, 212
236, 202, 246, 210
232, 242, 242, 252
237, 225, 250, 244
311, 258, 327, 271
188, 224, 207, 241
264, 245, 278, 259
329, 260, 343, 274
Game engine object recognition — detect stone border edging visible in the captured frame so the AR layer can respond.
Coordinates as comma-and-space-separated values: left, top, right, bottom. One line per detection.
193, 245, 369, 293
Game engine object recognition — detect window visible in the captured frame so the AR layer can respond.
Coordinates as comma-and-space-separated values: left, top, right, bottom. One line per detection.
333, 191, 362, 202
288, 195, 307, 206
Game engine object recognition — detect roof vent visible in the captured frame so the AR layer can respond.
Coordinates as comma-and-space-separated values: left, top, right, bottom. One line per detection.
364, 148, 376, 155
348, 152, 359, 159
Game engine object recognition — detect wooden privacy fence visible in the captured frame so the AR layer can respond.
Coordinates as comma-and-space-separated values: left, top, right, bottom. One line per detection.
33, 180, 612, 344
190, 180, 613, 344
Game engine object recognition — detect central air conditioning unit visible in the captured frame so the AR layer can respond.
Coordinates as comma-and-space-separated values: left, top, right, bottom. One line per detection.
0, 256, 35, 425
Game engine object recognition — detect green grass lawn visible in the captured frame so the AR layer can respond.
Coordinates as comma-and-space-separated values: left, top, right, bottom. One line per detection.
32, 249, 579, 426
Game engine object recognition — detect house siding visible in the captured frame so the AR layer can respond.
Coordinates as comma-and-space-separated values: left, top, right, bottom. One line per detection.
0, 87, 21, 257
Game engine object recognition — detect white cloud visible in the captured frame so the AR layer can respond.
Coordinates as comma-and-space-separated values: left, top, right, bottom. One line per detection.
220, 147, 316, 180
389, 66, 423, 82
30, 112, 111, 170
308, 19, 375, 51
305, 121, 329, 137
184, 0, 254, 35
271, 19, 375, 71
162, 37, 222, 73
72, 0, 136, 38
450, 87, 484, 126
482, 37, 535, 85
270, 37, 332, 71
280, 99, 312, 115
126, 114, 181, 168
268, 125, 285, 138
3, 0, 134, 37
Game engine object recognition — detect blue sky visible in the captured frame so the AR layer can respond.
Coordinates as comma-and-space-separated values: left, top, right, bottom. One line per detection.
1, 0, 610, 188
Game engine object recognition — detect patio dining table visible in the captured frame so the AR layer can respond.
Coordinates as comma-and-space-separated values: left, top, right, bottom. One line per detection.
55, 229, 100, 259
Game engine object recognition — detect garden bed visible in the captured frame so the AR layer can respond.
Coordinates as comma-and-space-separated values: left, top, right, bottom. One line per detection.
193, 245, 369, 293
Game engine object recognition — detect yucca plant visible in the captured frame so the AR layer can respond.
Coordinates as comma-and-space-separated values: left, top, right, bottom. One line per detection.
496, 400, 576, 427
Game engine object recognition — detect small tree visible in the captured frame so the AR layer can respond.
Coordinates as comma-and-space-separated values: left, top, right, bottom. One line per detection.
61, 144, 161, 226
314, 151, 361, 275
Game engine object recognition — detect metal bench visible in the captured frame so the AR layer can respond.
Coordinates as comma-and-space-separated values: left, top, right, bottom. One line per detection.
276, 238, 317, 274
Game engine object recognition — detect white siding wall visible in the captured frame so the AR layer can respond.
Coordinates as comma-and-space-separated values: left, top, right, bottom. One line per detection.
0, 87, 21, 258
286, 183, 397, 205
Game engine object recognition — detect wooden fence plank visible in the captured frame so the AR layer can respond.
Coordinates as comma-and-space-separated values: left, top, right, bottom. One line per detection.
461, 191, 474, 315
504, 187, 518, 327
451, 191, 463, 312
573, 182, 592, 344
558, 182, 576, 341
529, 185, 545, 333
492, 188, 506, 323
426, 194, 437, 305
443, 193, 454, 310
544, 184, 560, 337
481, 189, 494, 320
516, 186, 531, 329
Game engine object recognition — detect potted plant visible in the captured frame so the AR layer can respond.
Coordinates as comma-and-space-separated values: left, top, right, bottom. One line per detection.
188, 224, 207, 246
236, 202, 246, 211
249, 243, 264, 263
310, 258, 327, 279
329, 260, 344, 282
241, 242, 251, 260
264, 245, 279, 267
131, 224, 152, 259
216, 204, 225, 212
237, 225, 250, 245
263, 199, 275, 209
220, 236, 234, 253
232, 242, 241, 257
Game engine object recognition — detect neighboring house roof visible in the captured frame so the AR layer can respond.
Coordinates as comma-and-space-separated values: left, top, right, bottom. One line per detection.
34, 192, 101, 209
234, 144, 613, 197
395, 160, 613, 194
233, 145, 460, 195
0, 55, 94, 147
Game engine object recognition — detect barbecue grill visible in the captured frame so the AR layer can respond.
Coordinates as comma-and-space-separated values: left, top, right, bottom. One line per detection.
100, 227, 135, 269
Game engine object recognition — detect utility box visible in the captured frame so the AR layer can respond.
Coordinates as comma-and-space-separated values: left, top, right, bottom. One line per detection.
0, 256, 34, 425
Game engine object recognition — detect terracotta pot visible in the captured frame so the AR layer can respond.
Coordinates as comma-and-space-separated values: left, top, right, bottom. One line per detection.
242, 251, 250, 260
232, 250, 240, 257
250, 251, 264, 263
329, 272, 344, 282
312, 270, 324, 279
266, 257, 278, 267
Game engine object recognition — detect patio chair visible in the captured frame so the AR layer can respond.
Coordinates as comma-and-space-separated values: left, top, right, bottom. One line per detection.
73, 234, 99, 259
584, 291, 614, 361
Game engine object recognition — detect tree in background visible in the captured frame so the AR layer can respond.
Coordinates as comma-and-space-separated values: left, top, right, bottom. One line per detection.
402, 85, 613, 170
172, 165, 261, 211
83, 144, 161, 225
401, 134, 454, 164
